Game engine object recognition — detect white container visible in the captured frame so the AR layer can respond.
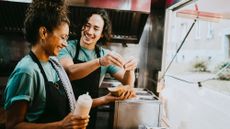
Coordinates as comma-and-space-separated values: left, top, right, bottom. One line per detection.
73, 92, 92, 117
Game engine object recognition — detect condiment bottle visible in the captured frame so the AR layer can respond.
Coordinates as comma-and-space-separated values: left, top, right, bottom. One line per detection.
73, 92, 92, 117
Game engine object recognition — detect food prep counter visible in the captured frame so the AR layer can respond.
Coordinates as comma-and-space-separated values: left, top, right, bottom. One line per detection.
113, 88, 162, 129
97, 79, 163, 129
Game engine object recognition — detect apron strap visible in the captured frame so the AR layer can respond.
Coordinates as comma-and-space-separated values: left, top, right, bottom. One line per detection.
29, 51, 49, 82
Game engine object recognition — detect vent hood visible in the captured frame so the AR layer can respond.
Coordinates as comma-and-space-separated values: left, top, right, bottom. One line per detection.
0, 0, 151, 44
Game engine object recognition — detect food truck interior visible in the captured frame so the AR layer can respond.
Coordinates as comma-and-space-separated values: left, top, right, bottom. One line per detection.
0, 0, 168, 128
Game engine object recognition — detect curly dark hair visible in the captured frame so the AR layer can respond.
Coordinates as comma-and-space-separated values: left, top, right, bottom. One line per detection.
24, 0, 70, 45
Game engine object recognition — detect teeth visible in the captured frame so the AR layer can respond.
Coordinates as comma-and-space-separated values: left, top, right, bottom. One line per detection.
84, 32, 92, 40
85, 34, 90, 39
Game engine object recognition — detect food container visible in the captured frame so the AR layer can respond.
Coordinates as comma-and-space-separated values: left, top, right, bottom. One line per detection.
113, 88, 162, 129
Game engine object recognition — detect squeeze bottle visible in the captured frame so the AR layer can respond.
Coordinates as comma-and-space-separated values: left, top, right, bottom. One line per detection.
73, 92, 92, 117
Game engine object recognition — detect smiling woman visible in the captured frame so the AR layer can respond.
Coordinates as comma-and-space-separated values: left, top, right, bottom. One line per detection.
42, 22, 69, 56
2, 0, 90, 129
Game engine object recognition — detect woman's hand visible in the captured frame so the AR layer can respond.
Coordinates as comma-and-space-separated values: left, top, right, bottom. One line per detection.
60, 113, 89, 129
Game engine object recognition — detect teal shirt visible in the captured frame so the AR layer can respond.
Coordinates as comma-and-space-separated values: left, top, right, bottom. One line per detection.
3, 55, 59, 122
58, 40, 120, 85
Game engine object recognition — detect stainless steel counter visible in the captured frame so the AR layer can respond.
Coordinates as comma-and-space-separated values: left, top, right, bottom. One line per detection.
113, 88, 161, 129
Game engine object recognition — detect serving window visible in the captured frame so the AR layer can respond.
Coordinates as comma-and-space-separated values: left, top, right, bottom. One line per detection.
160, 0, 230, 95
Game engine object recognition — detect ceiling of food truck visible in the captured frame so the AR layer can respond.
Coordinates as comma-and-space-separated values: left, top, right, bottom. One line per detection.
0, 0, 166, 44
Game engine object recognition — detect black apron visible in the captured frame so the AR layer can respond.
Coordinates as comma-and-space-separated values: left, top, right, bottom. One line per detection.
71, 43, 101, 129
29, 51, 70, 123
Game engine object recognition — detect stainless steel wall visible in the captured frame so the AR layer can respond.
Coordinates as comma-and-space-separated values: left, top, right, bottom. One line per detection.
137, 9, 165, 95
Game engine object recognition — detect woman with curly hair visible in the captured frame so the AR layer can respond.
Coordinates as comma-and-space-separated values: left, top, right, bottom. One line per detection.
3, 0, 89, 128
